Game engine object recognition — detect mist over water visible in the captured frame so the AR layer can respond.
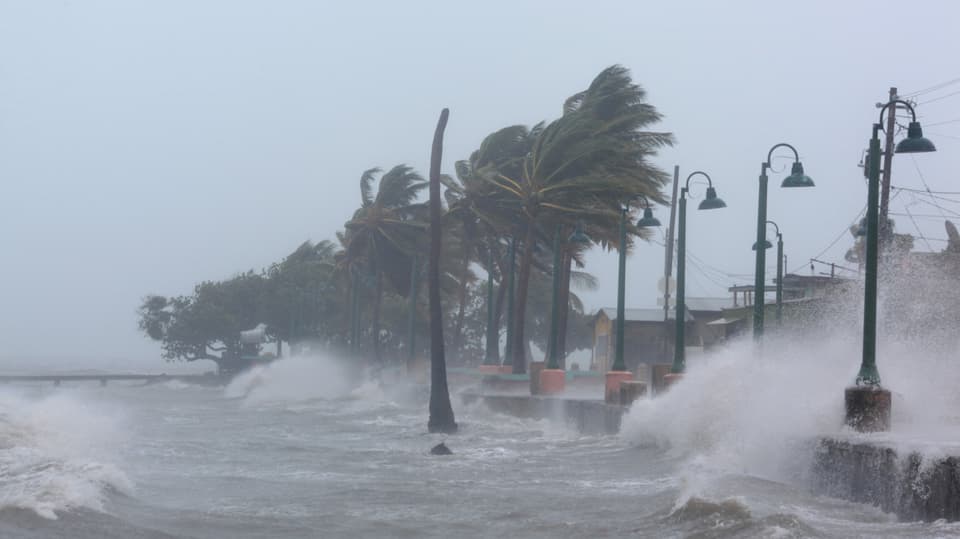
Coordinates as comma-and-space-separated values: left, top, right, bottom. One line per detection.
6, 268, 960, 538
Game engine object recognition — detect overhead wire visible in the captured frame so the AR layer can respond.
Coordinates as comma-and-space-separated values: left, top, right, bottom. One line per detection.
901, 77, 960, 99
924, 117, 960, 128
918, 89, 960, 106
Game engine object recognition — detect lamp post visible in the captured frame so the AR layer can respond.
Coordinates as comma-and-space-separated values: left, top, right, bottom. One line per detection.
604, 198, 662, 403
541, 223, 591, 394
753, 221, 783, 326
753, 144, 814, 340
668, 172, 726, 382
846, 99, 935, 432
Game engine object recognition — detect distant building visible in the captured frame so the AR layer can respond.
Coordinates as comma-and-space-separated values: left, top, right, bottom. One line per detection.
717, 273, 859, 339
590, 297, 736, 373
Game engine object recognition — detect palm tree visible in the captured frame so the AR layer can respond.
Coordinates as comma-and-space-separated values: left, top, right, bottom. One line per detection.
341, 165, 427, 363
441, 127, 532, 362
428, 108, 457, 434
480, 65, 674, 373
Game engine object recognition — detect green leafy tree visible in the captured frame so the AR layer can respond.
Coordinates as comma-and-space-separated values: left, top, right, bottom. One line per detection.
138, 272, 267, 368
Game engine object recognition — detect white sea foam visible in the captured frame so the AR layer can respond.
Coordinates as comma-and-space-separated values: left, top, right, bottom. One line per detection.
621, 324, 960, 507
0, 390, 132, 519
224, 354, 354, 405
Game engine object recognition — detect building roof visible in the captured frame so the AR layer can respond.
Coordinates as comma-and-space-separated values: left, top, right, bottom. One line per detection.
685, 297, 737, 312
595, 307, 693, 323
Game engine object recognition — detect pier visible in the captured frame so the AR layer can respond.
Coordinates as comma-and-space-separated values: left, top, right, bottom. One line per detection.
0, 373, 220, 386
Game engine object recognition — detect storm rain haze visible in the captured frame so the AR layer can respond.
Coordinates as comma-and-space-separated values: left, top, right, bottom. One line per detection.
3, 2, 960, 538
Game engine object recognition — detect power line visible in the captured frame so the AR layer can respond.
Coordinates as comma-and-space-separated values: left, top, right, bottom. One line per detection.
902, 77, 960, 98
925, 117, 960, 127
890, 212, 960, 219
789, 206, 866, 274
902, 204, 933, 250
892, 185, 960, 196
919, 89, 960, 106
929, 132, 960, 141
909, 197, 960, 219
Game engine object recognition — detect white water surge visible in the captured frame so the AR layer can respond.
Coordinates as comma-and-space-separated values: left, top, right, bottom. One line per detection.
0, 389, 132, 519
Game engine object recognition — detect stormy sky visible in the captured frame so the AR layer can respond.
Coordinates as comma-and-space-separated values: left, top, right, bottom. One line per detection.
1, 0, 957, 370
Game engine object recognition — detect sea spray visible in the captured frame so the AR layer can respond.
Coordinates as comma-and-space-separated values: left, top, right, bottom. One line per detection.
621, 333, 857, 487
0, 389, 132, 519
224, 354, 354, 405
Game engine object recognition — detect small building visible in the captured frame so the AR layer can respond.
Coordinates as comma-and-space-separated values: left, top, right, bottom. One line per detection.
590, 297, 736, 373
717, 274, 859, 339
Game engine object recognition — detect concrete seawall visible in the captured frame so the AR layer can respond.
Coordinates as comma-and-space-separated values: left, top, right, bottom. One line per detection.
460, 391, 625, 435
462, 390, 960, 522
812, 437, 960, 522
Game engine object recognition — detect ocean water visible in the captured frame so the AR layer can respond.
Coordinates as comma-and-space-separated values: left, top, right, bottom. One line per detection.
3, 347, 960, 539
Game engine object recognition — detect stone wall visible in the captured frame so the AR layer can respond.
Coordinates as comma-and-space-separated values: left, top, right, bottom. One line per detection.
812, 438, 960, 521
461, 392, 624, 435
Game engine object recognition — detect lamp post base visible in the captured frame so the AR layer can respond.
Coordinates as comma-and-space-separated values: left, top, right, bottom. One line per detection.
529, 361, 545, 395
619, 380, 647, 406
605, 371, 633, 404
662, 372, 684, 390
845, 386, 891, 432
539, 369, 566, 395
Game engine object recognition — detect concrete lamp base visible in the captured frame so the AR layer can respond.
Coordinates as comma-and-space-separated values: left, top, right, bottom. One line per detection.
539, 369, 566, 395
845, 386, 892, 432
605, 371, 633, 404
661, 373, 684, 390
619, 380, 647, 406
529, 362, 545, 395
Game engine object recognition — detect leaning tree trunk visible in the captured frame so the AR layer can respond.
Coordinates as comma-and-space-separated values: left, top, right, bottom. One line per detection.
451, 247, 470, 364
557, 248, 573, 369
372, 267, 383, 363
510, 221, 537, 374
428, 108, 457, 434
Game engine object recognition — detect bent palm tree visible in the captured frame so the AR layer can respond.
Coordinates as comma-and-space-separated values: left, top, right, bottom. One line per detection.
341, 165, 427, 363
481, 65, 674, 373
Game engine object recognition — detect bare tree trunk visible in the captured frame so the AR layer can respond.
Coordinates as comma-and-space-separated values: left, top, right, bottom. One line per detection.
373, 268, 383, 363
557, 248, 572, 369
428, 108, 457, 434
511, 222, 537, 374
451, 248, 470, 363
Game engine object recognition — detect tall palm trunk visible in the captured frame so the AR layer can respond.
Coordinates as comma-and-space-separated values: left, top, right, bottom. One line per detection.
557, 248, 573, 369
428, 108, 457, 434
372, 266, 383, 363
451, 246, 470, 363
510, 221, 537, 374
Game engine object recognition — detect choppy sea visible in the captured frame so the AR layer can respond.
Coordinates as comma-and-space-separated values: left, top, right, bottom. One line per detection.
3, 342, 960, 538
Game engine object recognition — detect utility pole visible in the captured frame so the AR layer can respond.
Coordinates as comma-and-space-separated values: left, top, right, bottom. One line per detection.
661, 166, 679, 362
879, 86, 897, 243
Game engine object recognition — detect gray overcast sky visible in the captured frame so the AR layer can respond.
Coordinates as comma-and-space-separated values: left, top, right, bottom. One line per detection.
1, 0, 958, 370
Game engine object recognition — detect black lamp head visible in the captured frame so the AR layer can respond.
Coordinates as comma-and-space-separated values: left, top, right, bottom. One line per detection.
636, 207, 662, 228
895, 122, 936, 153
781, 161, 815, 188
698, 187, 727, 210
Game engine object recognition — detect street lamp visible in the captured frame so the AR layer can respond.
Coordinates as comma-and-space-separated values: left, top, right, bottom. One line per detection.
753, 221, 784, 326
542, 222, 591, 394
847, 99, 935, 432
753, 144, 814, 340
605, 198, 661, 403
670, 172, 726, 378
